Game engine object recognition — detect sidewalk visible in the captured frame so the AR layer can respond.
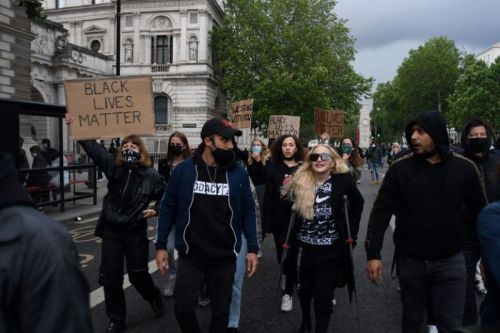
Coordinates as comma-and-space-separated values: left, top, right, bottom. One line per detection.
42, 179, 108, 223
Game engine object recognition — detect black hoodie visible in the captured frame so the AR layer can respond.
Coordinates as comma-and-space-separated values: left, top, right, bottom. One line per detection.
365, 112, 488, 260
0, 153, 93, 333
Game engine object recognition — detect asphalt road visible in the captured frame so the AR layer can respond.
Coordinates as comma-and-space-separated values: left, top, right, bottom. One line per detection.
64, 169, 407, 333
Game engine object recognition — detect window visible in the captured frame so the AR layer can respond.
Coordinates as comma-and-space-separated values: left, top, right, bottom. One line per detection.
90, 40, 101, 52
125, 15, 133, 27
154, 95, 169, 124
151, 35, 173, 64
188, 36, 198, 61
189, 12, 198, 24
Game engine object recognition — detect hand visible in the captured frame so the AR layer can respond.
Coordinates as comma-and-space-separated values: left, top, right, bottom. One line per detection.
246, 253, 258, 278
143, 209, 157, 219
252, 153, 261, 162
155, 250, 169, 275
366, 259, 383, 284
65, 114, 75, 125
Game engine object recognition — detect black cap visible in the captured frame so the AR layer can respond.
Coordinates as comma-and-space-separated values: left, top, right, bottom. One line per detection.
200, 118, 242, 139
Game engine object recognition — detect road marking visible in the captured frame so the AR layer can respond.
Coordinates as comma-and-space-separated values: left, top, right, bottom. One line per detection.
90, 259, 159, 308
74, 217, 99, 224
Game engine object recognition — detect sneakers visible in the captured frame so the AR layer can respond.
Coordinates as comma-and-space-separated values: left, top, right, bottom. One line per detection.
149, 288, 165, 318
163, 276, 176, 297
332, 298, 337, 306
280, 294, 293, 312
107, 320, 126, 333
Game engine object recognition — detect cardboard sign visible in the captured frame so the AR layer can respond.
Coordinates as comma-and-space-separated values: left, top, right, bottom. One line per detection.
64, 76, 155, 139
230, 99, 253, 129
314, 108, 344, 138
268, 115, 301, 139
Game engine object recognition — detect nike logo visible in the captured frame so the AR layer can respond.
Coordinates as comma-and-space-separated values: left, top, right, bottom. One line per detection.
316, 196, 329, 204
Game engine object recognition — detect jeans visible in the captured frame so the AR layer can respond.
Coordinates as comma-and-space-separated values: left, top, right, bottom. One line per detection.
228, 235, 247, 328
167, 226, 177, 277
369, 161, 379, 181
398, 252, 466, 333
174, 254, 236, 333
100, 228, 158, 321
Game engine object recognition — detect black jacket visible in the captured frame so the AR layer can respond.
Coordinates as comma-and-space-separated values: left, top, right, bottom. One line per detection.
365, 111, 488, 260
0, 153, 93, 333
79, 141, 165, 235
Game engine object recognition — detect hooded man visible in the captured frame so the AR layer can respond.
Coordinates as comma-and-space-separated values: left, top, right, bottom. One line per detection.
155, 118, 258, 333
365, 111, 487, 333
460, 118, 500, 326
0, 153, 93, 333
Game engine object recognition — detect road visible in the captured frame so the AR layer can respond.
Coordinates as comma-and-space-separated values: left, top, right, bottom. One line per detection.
63, 169, 405, 333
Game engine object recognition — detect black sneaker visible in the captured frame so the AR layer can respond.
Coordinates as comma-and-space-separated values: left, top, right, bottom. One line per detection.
149, 288, 165, 318
107, 320, 126, 333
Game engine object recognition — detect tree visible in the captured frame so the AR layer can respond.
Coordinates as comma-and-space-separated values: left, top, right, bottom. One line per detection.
212, 0, 372, 137
395, 36, 461, 114
18, 0, 45, 19
371, 81, 407, 142
448, 58, 500, 131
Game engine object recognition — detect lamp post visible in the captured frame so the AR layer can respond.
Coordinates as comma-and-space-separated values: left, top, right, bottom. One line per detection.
115, 0, 121, 76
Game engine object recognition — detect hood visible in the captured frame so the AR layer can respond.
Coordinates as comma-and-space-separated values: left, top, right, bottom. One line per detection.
460, 118, 493, 159
0, 153, 34, 209
404, 111, 450, 159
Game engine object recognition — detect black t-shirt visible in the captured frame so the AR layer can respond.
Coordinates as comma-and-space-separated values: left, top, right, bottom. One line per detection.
187, 164, 234, 262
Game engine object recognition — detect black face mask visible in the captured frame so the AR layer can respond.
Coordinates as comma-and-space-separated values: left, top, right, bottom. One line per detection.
170, 145, 183, 156
468, 138, 489, 153
122, 149, 140, 166
212, 147, 235, 167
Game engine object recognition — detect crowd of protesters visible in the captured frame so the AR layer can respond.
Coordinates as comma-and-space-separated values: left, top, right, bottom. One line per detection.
3, 112, 500, 333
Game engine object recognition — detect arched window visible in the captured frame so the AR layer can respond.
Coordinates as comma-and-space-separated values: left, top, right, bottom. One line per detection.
154, 95, 169, 124
189, 36, 198, 61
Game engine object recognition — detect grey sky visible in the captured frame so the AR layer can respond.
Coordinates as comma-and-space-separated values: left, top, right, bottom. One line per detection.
335, 0, 500, 86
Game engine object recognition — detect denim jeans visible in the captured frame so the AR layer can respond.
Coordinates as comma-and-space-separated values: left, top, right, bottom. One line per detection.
369, 161, 379, 181
228, 234, 247, 328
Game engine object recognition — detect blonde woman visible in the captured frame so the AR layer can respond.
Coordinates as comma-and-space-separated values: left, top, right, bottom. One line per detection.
287, 144, 364, 333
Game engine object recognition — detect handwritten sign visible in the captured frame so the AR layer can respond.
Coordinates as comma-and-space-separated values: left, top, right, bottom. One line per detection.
230, 99, 253, 129
314, 108, 344, 138
268, 115, 301, 139
64, 76, 155, 139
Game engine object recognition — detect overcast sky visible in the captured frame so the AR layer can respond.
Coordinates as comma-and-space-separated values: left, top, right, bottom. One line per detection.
335, 0, 500, 90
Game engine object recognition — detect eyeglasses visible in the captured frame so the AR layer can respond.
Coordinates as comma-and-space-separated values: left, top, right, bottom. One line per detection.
309, 153, 332, 161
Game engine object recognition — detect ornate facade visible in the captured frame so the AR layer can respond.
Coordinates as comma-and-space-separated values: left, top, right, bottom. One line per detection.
41, 0, 226, 151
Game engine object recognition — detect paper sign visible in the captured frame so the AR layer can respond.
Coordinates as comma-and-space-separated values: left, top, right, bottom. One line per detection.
314, 108, 344, 138
230, 99, 253, 129
268, 115, 301, 139
64, 76, 155, 139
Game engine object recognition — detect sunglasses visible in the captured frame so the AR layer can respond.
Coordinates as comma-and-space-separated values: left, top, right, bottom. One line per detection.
309, 153, 332, 161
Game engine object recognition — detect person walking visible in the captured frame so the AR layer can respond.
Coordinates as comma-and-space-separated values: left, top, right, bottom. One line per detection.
155, 118, 258, 333
73, 132, 166, 333
460, 118, 500, 326
263, 134, 304, 312
365, 111, 488, 333
287, 144, 364, 333
366, 144, 381, 184
0, 153, 93, 333
156, 131, 191, 297
338, 136, 364, 184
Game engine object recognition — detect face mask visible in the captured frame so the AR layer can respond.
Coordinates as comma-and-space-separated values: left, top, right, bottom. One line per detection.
170, 145, 183, 156
251, 145, 262, 154
121, 149, 140, 166
341, 144, 353, 154
212, 148, 235, 166
468, 138, 489, 153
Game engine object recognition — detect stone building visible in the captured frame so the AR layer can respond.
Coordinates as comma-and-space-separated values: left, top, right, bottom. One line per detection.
476, 42, 500, 66
42, 0, 227, 151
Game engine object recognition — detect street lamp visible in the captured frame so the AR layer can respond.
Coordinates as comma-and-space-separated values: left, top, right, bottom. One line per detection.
115, 0, 121, 76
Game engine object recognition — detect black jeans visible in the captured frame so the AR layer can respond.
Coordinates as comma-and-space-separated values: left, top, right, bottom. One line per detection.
398, 252, 466, 333
100, 228, 158, 321
463, 239, 481, 325
174, 254, 236, 333
297, 242, 341, 333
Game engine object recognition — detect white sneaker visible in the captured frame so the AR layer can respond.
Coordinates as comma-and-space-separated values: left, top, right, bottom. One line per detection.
332, 298, 337, 306
163, 276, 176, 297
427, 325, 438, 333
281, 294, 293, 312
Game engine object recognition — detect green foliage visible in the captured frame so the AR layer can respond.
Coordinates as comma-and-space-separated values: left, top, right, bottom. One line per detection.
212, 0, 372, 138
448, 58, 500, 131
18, 0, 45, 19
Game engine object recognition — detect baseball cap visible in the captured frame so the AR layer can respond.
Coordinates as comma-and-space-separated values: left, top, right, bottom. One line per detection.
200, 118, 242, 139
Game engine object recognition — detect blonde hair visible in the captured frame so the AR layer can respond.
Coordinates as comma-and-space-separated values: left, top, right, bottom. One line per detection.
288, 144, 349, 220
247, 137, 271, 166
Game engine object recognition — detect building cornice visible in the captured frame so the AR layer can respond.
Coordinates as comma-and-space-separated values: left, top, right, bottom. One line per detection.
0, 23, 36, 39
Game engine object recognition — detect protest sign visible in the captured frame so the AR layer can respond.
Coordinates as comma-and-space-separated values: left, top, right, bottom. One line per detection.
230, 99, 253, 129
268, 115, 301, 139
64, 76, 155, 139
314, 107, 344, 138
